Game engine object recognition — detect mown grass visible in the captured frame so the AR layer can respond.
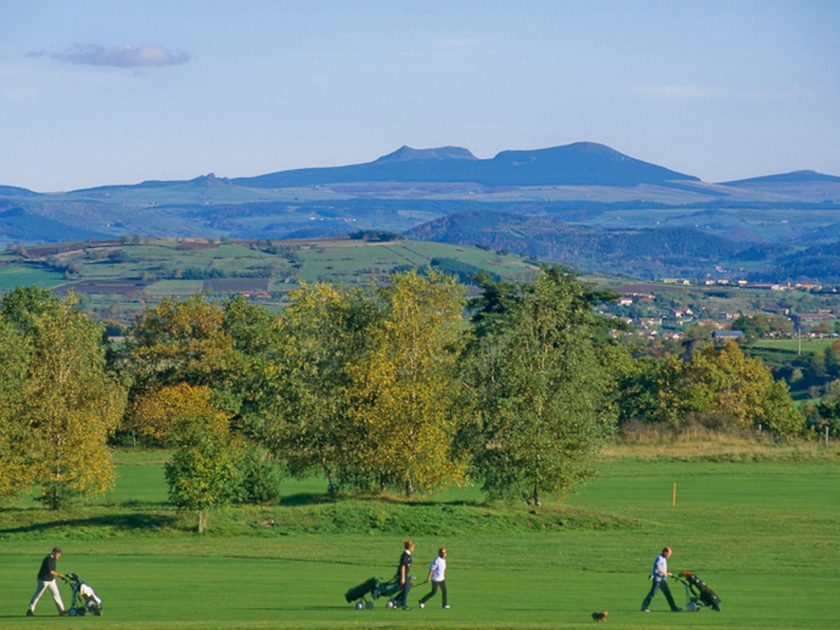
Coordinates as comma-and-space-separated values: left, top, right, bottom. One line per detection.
751, 338, 836, 354
0, 448, 838, 628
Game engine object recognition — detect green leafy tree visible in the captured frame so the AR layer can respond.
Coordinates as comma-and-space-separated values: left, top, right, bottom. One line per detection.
259, 283, 378, 495
628, 341, 804, 437
126, 383, 219, 447
121, 295, 235, 392
165, 407, 242, 533
731, 313, 793, 341
465, 268, 617, 506
348, 270, 468, 496
0, 317, 32, 499
816, 398, 840, 437
0, 289, 126, 509
823, 341, 840, 380
120, 295, 281, 439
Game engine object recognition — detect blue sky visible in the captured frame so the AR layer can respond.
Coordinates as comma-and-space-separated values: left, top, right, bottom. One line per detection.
2, 0, 839, 191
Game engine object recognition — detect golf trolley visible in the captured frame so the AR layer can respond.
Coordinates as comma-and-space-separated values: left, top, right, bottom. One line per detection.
62, 573, 103, 617
673, 570, 721, 612
344, 575, 414, 610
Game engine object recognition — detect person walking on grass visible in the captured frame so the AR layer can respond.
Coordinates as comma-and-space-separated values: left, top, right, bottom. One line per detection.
396, 540, 414, 610
641, 546, 681, 613
26, 547, 67, 616
419, 546, 449, 609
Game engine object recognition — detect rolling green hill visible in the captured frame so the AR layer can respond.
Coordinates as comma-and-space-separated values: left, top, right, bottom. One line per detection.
1, 237, 540, 321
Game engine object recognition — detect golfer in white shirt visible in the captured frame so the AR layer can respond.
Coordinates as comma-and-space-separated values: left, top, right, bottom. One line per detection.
418, 547, 449, 609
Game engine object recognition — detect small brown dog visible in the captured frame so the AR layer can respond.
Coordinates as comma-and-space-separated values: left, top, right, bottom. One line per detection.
591, 610, 608, 622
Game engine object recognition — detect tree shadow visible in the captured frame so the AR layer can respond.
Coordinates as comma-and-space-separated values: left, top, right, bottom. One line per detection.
0, 512, 176, 535
376, 496, 488, 508
280, 492, 337, 506
280, 492, 486, 508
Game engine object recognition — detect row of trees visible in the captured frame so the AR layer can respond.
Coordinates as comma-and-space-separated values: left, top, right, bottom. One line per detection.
0, 269, 808, 531
117, 268, 623, 520
618, 343, 802, 435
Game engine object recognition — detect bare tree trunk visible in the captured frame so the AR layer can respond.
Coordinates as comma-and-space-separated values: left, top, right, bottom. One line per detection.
197, 509, 208, 534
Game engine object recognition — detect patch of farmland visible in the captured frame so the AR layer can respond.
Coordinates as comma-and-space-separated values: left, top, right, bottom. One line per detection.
0, 263, 66, 290
52, 278, 152, 295
202, 277, 270, 293
144, 280, 205, 295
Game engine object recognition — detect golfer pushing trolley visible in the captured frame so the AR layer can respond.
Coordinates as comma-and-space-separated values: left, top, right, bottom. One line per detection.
641, 546, 681, 613
26, 547, 67, 616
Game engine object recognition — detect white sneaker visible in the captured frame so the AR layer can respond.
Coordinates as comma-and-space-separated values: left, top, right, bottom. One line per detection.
443, 605, 450, 609
419, 603, 424, 609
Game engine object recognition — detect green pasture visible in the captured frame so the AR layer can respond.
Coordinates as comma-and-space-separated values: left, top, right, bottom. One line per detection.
751, 338, 836, 354
1, 451, 838, 628
0, 264, 65, 291
287, 240, 535, 284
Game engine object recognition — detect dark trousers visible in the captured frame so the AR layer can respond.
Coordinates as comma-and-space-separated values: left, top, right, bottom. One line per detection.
642, 578, 679, 611
398, 581, 410, 608
419, 580, 447, 607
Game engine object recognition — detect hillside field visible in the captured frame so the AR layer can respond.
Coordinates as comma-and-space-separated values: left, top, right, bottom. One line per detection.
0, 449, 837, 628
752, 338, 836, 354
2, 238, 540, 320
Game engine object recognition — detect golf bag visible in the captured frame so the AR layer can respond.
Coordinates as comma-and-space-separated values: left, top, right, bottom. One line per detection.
674, 570, 721, 612
344, 575, 410, 610
64, 573, 103, 616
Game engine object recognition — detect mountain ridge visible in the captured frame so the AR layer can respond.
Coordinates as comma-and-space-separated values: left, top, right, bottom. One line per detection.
720, 170, 840, 186
232, 141, 700, 188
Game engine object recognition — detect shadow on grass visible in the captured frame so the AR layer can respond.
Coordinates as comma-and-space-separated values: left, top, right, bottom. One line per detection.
376, 496, 488, 508
0, 512, 176, 535
280, 492, 488, 509
280, 492, 337, 507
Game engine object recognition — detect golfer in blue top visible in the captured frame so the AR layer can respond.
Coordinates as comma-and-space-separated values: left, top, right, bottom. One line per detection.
641, 546, 681, 612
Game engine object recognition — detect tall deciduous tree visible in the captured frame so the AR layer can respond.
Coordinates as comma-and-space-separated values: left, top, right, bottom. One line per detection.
261, 283, 378, 495
348, 270, 468, 496
466, 268, 617, 506
165, 403, 242, 534
0, 317, 32, 499
0, 289, 126, 509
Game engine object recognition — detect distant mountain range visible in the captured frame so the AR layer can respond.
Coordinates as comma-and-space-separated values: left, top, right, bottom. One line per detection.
2, 141, 840, 282
232, 142, 700, 188
721, 170, 840, 186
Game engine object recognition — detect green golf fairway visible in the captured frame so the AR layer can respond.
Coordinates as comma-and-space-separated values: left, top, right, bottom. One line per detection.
0, 455, 837, 628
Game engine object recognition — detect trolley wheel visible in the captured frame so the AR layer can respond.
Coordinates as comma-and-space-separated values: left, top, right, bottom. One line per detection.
366, 601, 374, 610
387, 599, 395, 609
686, 602, 698, 612
68, 608, 78, 617
355, 601, 364, 610
78, 608, 87, 616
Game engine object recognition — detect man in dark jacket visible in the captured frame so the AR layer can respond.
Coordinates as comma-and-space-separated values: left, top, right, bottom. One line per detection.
396, 540, 414, 610
26, 547, 66, 616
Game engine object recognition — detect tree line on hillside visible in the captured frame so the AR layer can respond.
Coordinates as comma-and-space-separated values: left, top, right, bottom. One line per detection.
0, 269, 820, 532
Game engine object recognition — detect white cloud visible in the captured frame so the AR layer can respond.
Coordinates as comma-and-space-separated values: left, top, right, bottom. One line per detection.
29, 44, 190, 68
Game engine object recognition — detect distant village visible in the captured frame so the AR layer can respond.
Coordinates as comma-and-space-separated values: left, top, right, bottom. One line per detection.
603, 279, 840, 342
